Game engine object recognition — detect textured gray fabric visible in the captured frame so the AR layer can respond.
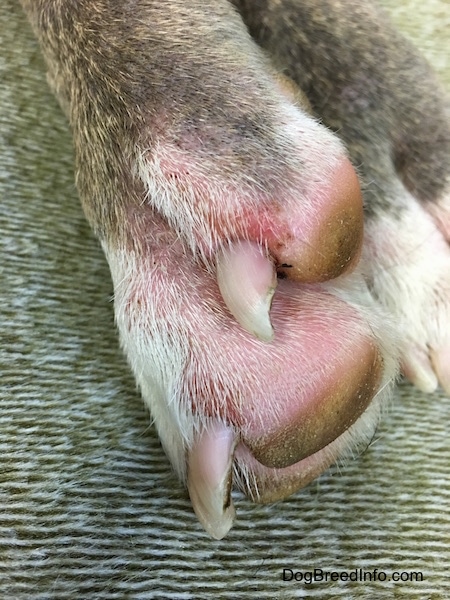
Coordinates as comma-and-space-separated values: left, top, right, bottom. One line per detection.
1, 1, 449, 598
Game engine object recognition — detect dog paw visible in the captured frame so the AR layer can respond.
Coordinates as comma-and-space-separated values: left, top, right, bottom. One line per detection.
364, 183, 450, 395
107, 209, 397, 539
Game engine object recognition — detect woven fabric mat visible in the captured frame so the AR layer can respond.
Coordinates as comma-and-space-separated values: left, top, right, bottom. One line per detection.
1, 1, 449, 598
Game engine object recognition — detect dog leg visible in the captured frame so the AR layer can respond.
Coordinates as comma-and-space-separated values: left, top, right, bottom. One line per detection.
20, 0, 400, 537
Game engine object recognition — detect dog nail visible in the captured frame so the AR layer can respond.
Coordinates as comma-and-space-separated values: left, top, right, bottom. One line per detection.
187, 422, 237, 540
216, 241, 276, 342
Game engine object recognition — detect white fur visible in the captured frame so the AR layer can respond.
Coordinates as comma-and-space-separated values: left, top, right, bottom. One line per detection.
107, 246, 193, 479
363, 180, 450, 392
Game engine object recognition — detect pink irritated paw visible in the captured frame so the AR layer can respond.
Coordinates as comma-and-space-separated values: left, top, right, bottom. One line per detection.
137, 105, 364, 286
20, 0, 446, 544
108, 209, 397, 539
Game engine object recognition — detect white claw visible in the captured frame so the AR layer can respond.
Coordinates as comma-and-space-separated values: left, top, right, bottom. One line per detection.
402, 350, 438, 394
216, 241, 277, 342
431, 344, 450, 396
187, 422, 237, 540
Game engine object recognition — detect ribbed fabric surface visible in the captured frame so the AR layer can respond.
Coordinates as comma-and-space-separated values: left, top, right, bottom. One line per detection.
1, 1, 449, 598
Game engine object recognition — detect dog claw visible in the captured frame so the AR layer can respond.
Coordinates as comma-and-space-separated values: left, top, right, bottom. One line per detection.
216, 241, 276, 342
431, 345, 450, 396
187, 422, 237, 540
402, 350, 438, 394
